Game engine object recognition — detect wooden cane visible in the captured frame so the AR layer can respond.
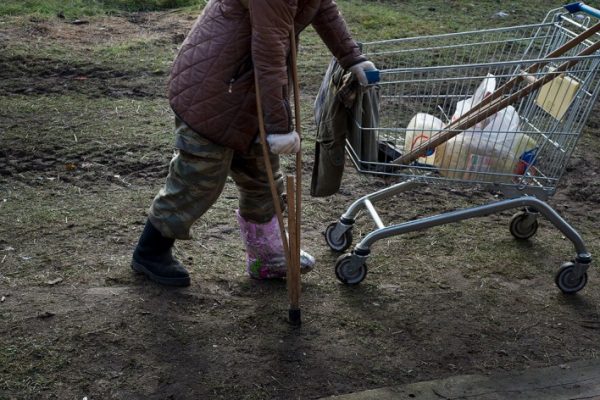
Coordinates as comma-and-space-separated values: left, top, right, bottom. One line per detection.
248, 1, 294, 323
253, 75, 291, 271
286, 175, 301, 325
393, 34, 600, 165
253, 29, 303, 325
287, 30, 303, 325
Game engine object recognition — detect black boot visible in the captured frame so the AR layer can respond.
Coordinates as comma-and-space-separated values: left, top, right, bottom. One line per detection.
131, 220, 190, 287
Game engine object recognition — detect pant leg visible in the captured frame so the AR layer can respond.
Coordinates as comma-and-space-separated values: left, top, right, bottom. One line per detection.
230, 142, 285, 224
149, 119, 233, 240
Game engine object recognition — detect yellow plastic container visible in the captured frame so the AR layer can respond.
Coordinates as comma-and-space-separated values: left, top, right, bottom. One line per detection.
535, 72, 580, 121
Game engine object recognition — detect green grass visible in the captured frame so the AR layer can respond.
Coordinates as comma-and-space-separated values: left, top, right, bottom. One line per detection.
0, 0, 570, 81
0, 0, 205, 18
0, 337, 72, 396
1, 0, 567, 23
340, 0, 566, 41
92, 36, 176, 72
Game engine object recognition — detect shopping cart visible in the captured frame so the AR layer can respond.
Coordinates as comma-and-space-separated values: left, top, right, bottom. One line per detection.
324, 2, 600, 294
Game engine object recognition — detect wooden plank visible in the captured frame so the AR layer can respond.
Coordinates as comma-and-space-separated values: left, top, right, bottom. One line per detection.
322, 359, 600, 400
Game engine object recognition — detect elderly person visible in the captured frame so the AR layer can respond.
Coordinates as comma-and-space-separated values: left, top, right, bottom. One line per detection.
132, 0, 376, 286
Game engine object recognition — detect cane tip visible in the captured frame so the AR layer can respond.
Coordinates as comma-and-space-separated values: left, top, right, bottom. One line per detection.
288, 308, 301, 326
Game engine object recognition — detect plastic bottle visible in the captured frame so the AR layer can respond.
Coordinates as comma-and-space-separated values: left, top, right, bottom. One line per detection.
404, 113, 444, 165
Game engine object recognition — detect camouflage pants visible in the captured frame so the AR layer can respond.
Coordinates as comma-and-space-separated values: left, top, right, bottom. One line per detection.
149, 118, 284, 240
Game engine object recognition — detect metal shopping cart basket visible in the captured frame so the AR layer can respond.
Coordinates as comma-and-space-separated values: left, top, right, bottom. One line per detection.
324, 2, 600, 293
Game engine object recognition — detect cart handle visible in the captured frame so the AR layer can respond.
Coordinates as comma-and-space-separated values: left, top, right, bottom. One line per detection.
564, 2, 600, 19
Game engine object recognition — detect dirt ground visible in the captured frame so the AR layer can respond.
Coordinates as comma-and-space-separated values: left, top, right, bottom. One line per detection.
1, 8, 600, 400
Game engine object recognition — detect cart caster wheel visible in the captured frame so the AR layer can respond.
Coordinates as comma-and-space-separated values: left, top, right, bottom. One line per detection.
509, 211, 538, 240
325, 222, 353, 252
335, 254, 367, 285
555, 262, 588, 294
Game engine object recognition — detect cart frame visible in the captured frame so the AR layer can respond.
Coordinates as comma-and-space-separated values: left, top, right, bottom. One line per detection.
324, 3, 599, 294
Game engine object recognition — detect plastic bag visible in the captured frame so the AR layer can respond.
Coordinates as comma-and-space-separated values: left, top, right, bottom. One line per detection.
452, 74, 496, 129
435, 74, 537, 181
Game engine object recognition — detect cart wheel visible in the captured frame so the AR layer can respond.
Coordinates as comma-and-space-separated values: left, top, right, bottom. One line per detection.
325, 222, 353, 252
335, 254, 367, 285
509, 211, 539, 240
555, 262, 588, 294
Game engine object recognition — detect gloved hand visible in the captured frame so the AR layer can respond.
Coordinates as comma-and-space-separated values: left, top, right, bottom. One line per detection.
349, 60, 377, 86
266, 131, 301, 154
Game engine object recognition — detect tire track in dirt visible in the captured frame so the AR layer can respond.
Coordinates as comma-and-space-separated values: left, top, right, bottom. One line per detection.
0, 55, 166, 98
0, 144, 170, 188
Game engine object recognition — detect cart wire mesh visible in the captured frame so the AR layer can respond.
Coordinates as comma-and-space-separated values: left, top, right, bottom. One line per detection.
349, 9, 600, 200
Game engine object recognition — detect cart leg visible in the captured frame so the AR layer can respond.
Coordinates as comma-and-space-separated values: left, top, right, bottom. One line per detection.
354, 196, 590, 256
341, 178, 423, 221
325, 178, 423, 252
336, 196, 591, 292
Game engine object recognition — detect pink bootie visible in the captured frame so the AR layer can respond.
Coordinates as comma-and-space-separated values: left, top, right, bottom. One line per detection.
236, 210, 316, 279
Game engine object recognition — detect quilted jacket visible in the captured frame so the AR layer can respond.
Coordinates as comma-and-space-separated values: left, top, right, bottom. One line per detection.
168, 0, 366, 152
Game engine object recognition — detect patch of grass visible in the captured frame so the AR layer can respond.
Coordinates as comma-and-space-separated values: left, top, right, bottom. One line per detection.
0, 0, 104, 17
92, 36, 175, 72
0, 0, 205, 18
0, 33, 176, 96
339, 0, 567, 41
9, 40, 163, 74
0, 337, 71, 396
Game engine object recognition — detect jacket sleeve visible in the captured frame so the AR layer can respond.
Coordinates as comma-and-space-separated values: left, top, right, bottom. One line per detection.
249, 0, 296, 135
311, 0, 366, 69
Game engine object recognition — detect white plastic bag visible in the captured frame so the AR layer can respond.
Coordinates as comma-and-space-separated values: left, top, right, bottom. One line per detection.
435, 74, 537, 181
452, 74, 496, 129
460, 105, 521, 157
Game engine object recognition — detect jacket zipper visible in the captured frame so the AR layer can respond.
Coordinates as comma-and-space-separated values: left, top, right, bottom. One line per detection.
227, 56, 253, 94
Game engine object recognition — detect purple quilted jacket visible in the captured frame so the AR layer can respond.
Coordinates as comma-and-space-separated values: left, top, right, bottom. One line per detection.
168, 0, 365, 152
